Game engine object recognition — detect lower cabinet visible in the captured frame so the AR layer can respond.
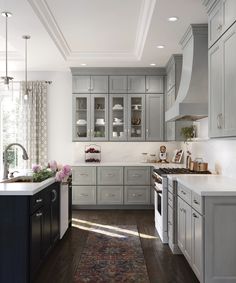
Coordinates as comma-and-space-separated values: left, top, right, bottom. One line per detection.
72, 186, 96, 205
124, 186, 150, 204
97, 186, 123, 204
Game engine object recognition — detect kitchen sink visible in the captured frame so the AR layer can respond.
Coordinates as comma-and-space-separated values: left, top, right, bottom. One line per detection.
0, 176, 33, 183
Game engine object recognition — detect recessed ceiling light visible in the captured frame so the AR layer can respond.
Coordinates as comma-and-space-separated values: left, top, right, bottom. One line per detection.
168, 16, 179, 22
157, 45, 165, 49
150, 63, 156, 66
81, 63, 87, 66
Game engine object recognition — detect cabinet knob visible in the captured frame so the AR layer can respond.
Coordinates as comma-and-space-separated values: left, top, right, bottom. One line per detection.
193, 213, 198, 218
36, 198, 43, 203
181, 190, 186, 195
193, 199, 199, 205
36, 212, 43, 217
217, 24, 222, 31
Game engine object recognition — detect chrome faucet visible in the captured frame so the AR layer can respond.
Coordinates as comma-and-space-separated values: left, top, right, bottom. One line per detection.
3, 143, 29, 179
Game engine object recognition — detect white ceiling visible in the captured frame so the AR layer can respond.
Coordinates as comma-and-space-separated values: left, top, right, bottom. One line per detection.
0, 0, 207, 71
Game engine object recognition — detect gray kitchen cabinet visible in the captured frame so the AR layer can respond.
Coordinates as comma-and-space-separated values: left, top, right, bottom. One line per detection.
109, 76, 127, 93
166, 87, 176, 111
208, 0, 236, 48
191, 210, 203, 282
97, 186, 123, 205
128, 76, 146, 93
72, 76, 90, 93
124, 166, 150, 185
128, 94, 146, 141
72, 186, 96, 205
145, 76, 164, 93
209, 22, 236, 137
91, 93, 109, 141
146, 94, 164, 141
72, 94, 91, 141
72, 75, 108, 93
124, 186, 150, 204
97, 167, 123, 185
72, 166, 96, 185
109, 94, 128, 141
177, 196, 192, 265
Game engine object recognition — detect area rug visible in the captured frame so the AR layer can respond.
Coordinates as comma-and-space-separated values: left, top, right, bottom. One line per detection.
73, 224, 150, 283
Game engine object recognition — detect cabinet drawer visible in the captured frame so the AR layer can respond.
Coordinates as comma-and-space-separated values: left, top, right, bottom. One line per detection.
168, 192, 174, 208
97, 186, 123, 205
72, 167, 96, 185
178, 183, 191, 205
97, 167, 123, 185
124, 167, 150, 185
72, 186, 96, 205
168, 205, 173, 242
30, 190, 44, 214
124, 186, 150, 204
192, 191, 203, 215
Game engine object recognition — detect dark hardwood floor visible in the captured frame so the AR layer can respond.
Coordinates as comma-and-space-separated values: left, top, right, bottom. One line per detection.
35, 210, 199, 283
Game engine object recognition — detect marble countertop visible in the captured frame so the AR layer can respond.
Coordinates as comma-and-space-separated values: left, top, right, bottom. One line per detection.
72, 162, 184, 168
0, 177, 56, 196
175, 175, 236, 196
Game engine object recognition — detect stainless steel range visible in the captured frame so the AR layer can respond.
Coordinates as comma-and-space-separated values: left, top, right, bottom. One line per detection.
152, 168, 211, 244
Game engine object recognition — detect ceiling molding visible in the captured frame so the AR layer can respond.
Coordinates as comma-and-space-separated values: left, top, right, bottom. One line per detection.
28, 0, 156, 62
134, 0, 156, 60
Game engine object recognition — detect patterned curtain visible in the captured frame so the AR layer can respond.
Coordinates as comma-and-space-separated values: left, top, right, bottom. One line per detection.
18, 81, 48, 167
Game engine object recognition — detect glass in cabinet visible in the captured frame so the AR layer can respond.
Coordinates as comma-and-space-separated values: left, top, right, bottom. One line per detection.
73, 94, 90, 141
128, 94, 145, 140
109, 94, 127, 141
91, 94, 108, 141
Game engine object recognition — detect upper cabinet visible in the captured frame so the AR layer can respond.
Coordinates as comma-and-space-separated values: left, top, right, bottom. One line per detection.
109, 76, 127, 93
72, 76, 108, 93
128, 76, 146, 93
208, 0, 236, 48
146, 76, 164, 93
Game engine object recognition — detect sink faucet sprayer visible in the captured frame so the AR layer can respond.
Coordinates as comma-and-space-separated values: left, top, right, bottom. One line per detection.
3, 143, 29, 179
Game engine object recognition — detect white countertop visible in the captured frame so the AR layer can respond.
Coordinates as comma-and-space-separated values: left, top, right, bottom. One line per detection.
175, 175, 236, 196
0, 177, 56, 196
72, 162, 184, 168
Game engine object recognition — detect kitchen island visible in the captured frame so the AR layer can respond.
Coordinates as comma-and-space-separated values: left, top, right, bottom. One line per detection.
0, 178, 60, 283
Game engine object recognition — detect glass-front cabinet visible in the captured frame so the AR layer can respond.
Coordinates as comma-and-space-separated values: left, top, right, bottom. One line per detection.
73, 94, 108, 141
73, 94, 91, 141
128, 94, 145, 141
90, 94, 108, 141
109, 94, 127, 141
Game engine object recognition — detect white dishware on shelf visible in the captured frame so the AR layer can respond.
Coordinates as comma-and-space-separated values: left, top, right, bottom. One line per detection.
113, 104, 123, 110
131, 104, 142, 110
96, 118, 105, 125
113, 132, 118, 137
76, 119, 87, 125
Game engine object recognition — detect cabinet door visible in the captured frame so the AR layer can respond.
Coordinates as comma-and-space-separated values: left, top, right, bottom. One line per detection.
222, 0, 236, 33
91, 94, 109, 141
109, 94, 128, 141
109, 76, 127, 93
72, 76, 90, 93
97, 167, 123, 185
42, 202, 51, 258
51, 184, 60, 244
165, 122, 175, 141
124, 167, 150, 185
72, 186, 96, 205
146, 76, 164, 93
167, 64, 175, 92
222, 24, 236, 136
191, 210, 203, 282
90, 76, 108, 93
128, 94, 145, 140
124, 186, 150, 204
72, 167, 96, 185
146, 94, 163, 141
73, 94, 91, 141
177, 197, 185, 252
128, 76, 145, 93
30, 210, 43, 277
208, 1, 223, 47
166, 87, 176, 111
209, 42, 223, 137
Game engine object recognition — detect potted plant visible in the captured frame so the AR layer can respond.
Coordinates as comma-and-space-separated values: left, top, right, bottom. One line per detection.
181, 125, 196, 142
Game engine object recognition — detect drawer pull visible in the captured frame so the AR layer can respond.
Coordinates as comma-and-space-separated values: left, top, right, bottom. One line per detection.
193, 200, 199, 205
36, 212, 42, 217
105, 193, 116, 197
180, 208, 186, 213
36, 198, 43, 203
80, 193, 89, 197
193, 213, 198, 218
80, 173, 89, 176
181, 190, 186, 195
132, 174, 141, 177
132, 193, 143, 197
106, 173, 114, 177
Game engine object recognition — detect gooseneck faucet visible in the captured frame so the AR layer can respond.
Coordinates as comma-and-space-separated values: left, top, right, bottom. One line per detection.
3, 143, 29, 179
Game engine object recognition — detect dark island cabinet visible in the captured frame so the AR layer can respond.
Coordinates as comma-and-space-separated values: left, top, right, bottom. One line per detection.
0, 182, 60, 283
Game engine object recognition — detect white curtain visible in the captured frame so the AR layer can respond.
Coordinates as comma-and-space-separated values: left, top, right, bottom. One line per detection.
17, 81, 48, 167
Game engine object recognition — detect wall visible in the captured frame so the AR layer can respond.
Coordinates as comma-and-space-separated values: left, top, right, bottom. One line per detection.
188, 118, 236, 178
11, 71, 182, 165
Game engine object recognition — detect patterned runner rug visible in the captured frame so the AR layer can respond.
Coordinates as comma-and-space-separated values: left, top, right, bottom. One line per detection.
73, 224, 150, 283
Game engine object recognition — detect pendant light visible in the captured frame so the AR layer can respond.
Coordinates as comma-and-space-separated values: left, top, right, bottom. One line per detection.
22, 35, 31, 100
1, 12, 13, 90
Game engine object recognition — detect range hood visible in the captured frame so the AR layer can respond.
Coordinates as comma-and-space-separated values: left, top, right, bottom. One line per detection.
165, 24, 208, 122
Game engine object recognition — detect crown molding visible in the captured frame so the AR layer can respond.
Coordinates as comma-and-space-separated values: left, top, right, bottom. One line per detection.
28, 0, 155, 62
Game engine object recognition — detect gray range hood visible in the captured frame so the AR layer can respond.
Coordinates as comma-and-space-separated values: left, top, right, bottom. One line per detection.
165, 24, 208, 122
